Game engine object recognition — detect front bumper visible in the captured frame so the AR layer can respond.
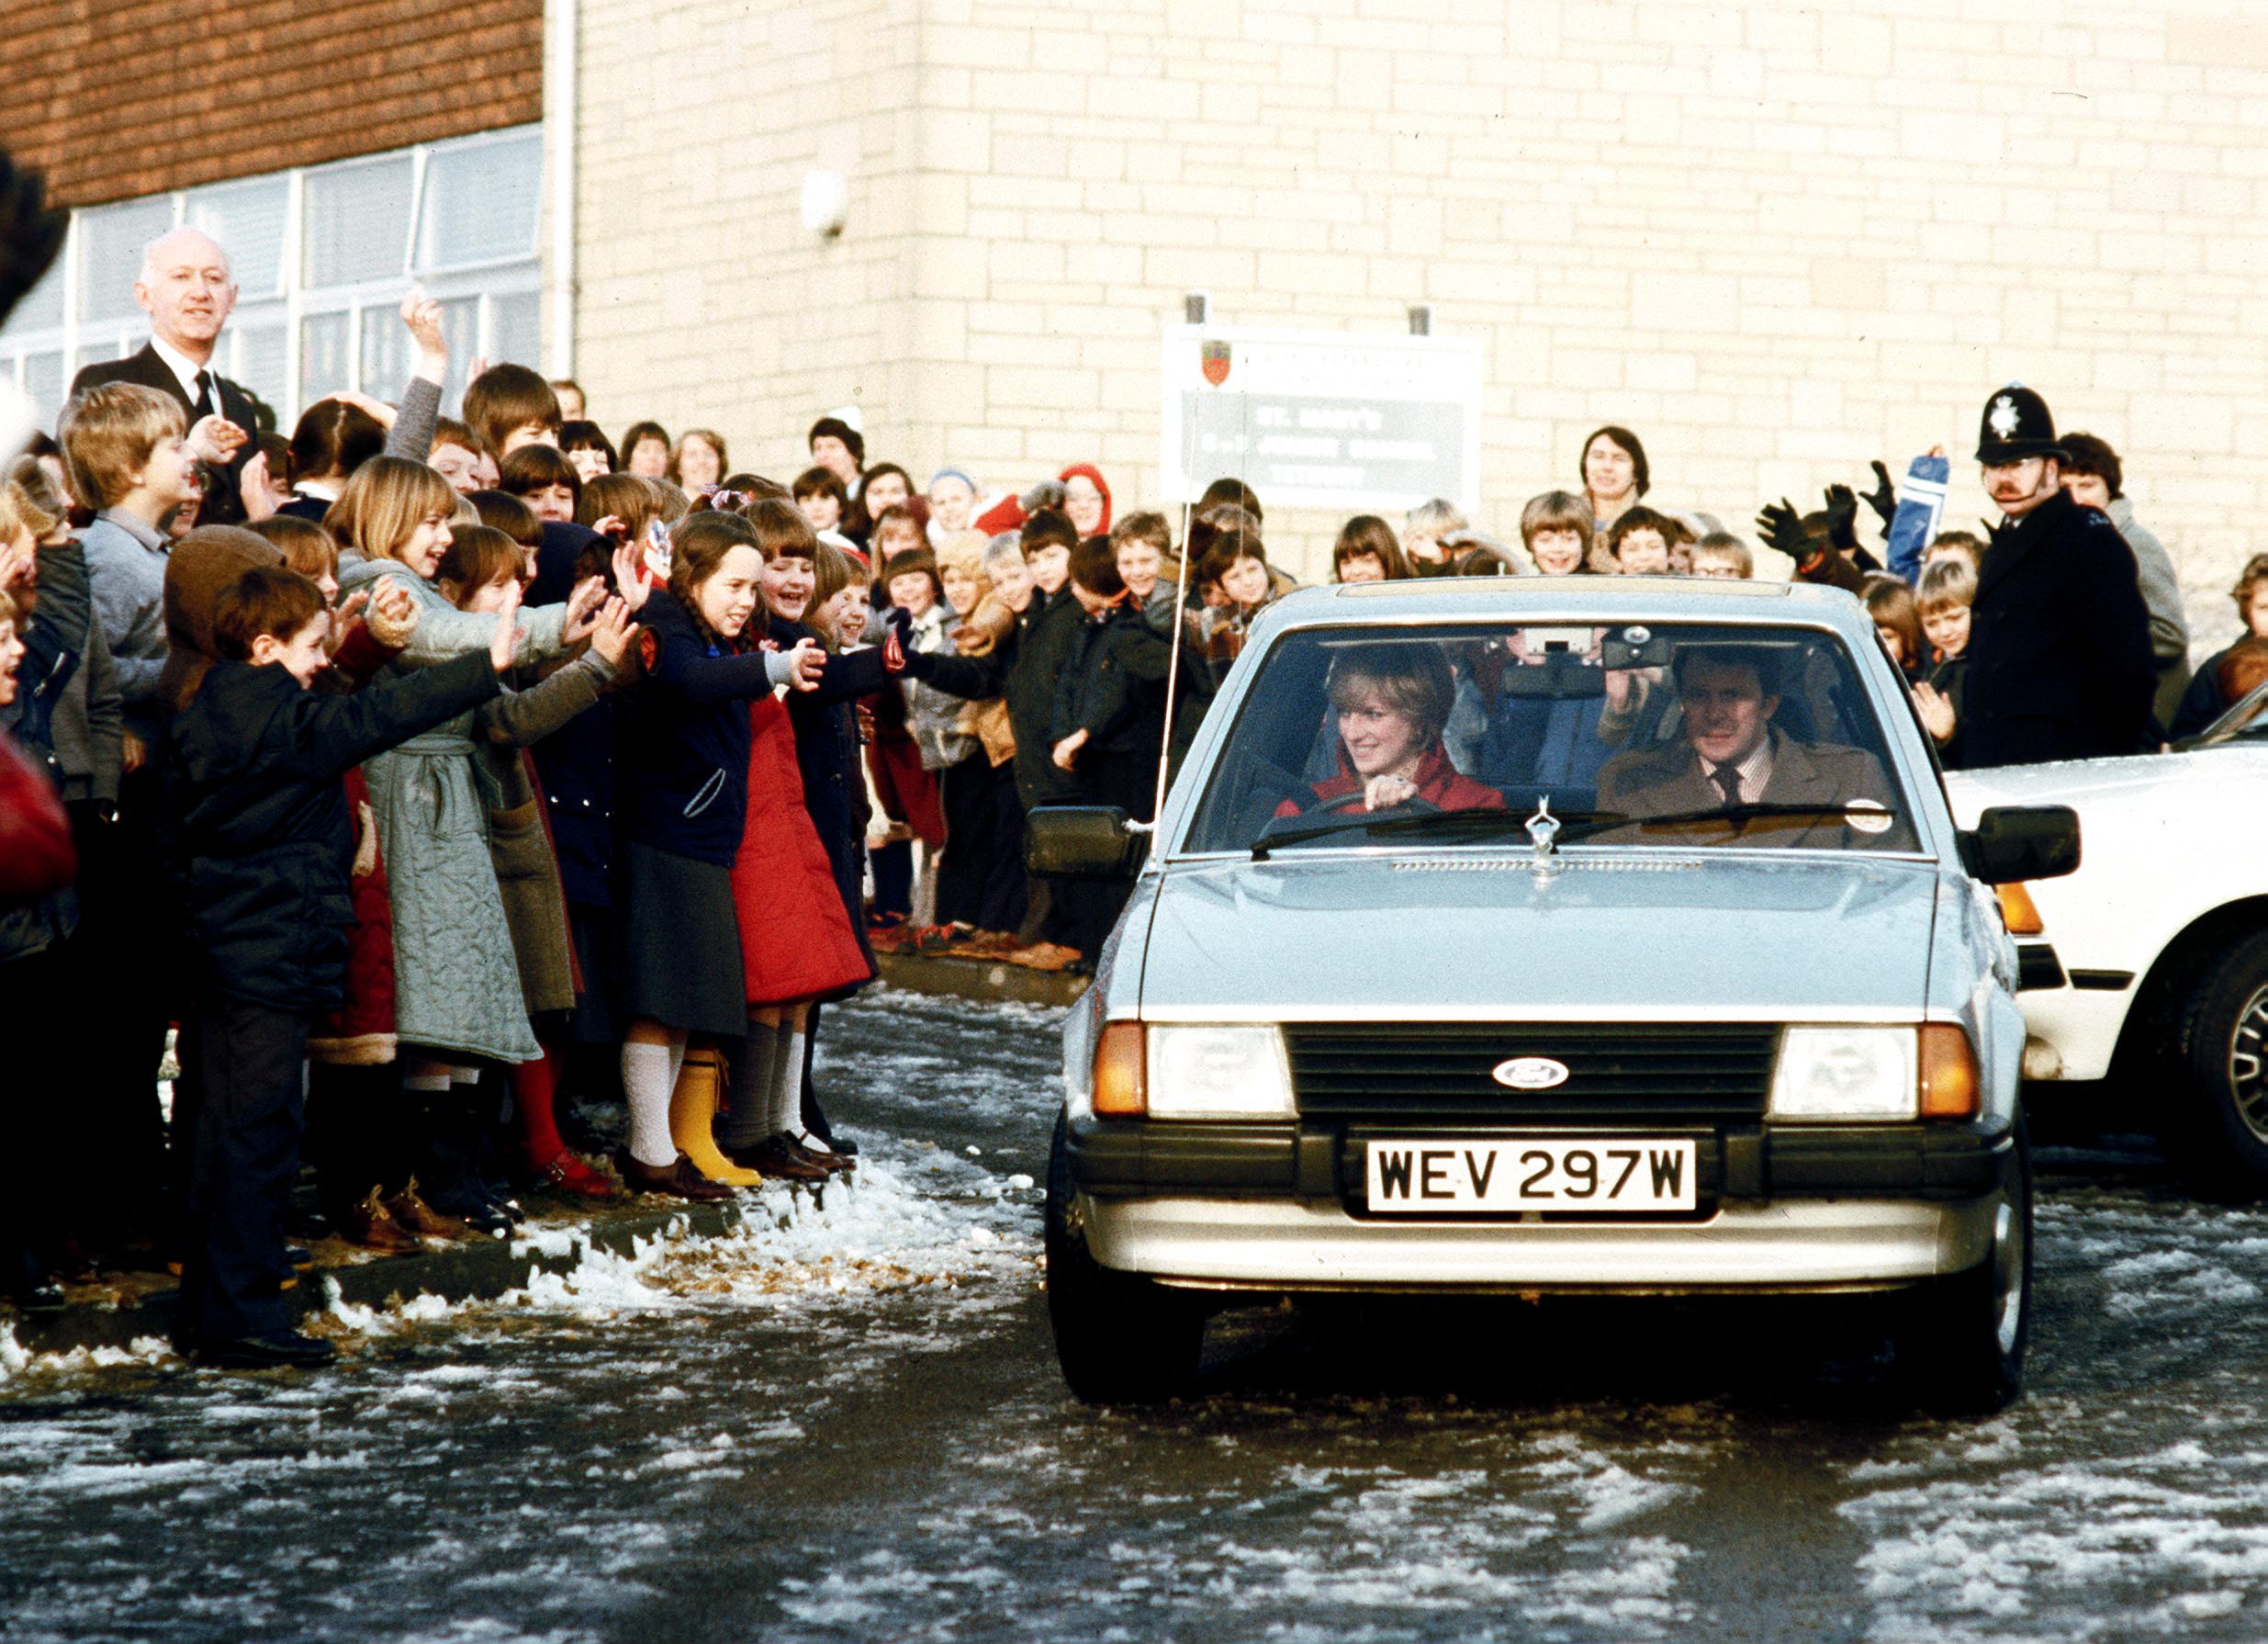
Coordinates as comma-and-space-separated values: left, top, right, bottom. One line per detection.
1083, 1194, 1998, 1292
1067, 1117, 2014, 1293
1066, 1117, 2012, 1200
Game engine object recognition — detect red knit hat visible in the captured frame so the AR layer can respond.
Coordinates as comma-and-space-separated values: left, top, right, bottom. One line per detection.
1057, 463, 1113, 535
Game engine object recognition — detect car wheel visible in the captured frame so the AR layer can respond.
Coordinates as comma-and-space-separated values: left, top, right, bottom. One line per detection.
1044, 1113, 1204, 1405
1895, 1116, 2030, 1416
2160, 931, 2268, 1200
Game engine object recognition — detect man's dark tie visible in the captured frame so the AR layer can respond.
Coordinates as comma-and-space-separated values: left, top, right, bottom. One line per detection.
1710, 763, 1743, 808
191, 368, 213, 422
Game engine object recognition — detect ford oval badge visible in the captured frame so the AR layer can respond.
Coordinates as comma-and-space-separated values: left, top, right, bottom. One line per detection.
1492, 1056, 1569, 1090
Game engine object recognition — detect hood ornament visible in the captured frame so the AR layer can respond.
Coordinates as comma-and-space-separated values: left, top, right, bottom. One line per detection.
1525, 796, 1561, 866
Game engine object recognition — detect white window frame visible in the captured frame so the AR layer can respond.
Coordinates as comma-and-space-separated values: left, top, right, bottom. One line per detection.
0, 124, 546, 432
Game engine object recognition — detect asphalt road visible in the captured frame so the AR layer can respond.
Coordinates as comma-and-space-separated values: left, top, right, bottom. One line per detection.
6, 987, 2268, 1643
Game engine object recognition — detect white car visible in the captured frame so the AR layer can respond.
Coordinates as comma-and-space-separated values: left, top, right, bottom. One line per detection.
1945, 682, 2268, 1195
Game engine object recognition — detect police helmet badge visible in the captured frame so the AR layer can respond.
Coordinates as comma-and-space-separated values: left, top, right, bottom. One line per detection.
1988, 395, 2019, 440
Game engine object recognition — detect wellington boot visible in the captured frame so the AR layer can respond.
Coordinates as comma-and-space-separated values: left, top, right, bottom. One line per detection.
668, 1046, 762, 1187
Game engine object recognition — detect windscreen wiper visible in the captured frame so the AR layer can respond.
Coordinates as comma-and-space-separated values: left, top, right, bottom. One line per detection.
1251, 805, 1623, 860
1618, 801, 1892, 833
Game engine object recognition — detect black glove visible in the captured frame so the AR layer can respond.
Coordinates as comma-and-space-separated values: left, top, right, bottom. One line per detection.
0, 152, 65, 326
1823, 484, 1859, 551
1754, 500, 1808, 559
885, 602, 915, 648
1862, 459, 1897, 531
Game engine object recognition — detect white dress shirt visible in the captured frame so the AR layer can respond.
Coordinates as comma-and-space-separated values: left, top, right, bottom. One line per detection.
1703, 733, 1777, 805
148, 334, 216, 408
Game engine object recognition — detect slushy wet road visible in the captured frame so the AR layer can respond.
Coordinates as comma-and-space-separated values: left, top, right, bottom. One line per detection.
7, 987, 2268, 1642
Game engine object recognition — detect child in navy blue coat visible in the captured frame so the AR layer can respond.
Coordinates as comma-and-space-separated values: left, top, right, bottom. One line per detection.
166, 565, 512, 1368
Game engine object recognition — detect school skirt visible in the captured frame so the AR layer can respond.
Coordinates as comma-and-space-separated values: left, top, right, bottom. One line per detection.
619, 841, 747, 1038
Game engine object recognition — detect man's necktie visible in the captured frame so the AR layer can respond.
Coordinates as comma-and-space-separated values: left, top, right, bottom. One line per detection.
1711, 763, 1743, 808
191, 368, 214, 422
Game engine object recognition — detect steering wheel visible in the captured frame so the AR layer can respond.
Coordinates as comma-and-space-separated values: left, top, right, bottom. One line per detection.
1303, 790, 1442, 817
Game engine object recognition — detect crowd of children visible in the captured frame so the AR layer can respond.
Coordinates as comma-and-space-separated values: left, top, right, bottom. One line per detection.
1, 310, 2258, 1371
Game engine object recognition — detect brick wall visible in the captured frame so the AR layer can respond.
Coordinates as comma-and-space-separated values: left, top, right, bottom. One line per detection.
13, 0, 543, 208
576, 0, 2268, 651
571, 0, 923, 483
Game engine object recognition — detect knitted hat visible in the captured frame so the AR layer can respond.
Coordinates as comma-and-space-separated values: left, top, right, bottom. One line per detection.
1057, 463, 1113, 534
158, 525, 286, 714
933, 528, 992, 591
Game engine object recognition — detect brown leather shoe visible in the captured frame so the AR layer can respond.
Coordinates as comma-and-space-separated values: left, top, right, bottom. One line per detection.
614, 1148, 735, 1202
384, 1182, 475, 1241
335, 1189, 421, 1254
722, 1134, 831, 1182
789, 1134, 857, 1174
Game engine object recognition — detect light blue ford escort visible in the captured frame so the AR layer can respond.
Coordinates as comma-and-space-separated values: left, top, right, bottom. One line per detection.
1031, 578, 2077, 1413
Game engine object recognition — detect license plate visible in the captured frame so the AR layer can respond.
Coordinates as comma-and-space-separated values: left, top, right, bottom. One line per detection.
1365, 1138, 1698, 1213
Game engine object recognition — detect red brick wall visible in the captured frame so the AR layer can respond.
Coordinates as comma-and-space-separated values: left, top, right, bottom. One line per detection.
13, 0, 544, 207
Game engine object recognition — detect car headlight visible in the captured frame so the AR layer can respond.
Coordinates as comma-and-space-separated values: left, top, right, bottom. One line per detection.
1771, 1027, 1918, 1121
1147, 1024, 1295, 1120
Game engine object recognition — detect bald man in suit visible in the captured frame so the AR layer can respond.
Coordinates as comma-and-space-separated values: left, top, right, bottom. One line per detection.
1598, 647, 1897, 850
68, 227, 254, 524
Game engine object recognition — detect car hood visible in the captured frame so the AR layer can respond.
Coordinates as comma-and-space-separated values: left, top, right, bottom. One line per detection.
1136, 852, 1939, 1019
1945, 745, 2268, 824
1944, 752, 2179, 820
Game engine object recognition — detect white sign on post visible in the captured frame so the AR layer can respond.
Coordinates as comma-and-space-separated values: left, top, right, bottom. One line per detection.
1159, 324, 1483, 512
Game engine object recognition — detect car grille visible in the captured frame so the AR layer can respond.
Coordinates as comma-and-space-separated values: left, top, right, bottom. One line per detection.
1283, 1021, 1779, 1126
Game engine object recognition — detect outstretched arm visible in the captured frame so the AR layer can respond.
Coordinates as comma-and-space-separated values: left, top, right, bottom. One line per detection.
478, 654, 616, 746
290, 651, 502, 776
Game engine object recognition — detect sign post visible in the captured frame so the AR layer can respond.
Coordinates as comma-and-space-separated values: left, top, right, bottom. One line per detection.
1160, 324, 1484, 512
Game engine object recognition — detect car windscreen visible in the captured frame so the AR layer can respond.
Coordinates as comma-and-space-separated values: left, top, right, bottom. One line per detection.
1180, 621, 1920, 856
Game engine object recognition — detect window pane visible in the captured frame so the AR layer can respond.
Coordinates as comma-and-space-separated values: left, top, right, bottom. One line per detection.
359, 303, 410, 399
0, 256, 64, 340
489, 289, 543, 373
303, 157, 413, 287
435, 297, 480, 411
231, 319, 289, 424
73, 333, 133, 375
416, 130, 543, 271
78, 197, 178, 324
186, 178, 290, 300
300, 311, 352, 403
23, 352, 63, 428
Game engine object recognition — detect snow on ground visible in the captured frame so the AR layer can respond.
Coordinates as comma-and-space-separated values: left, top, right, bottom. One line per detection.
13, 1001, 2268, 1643
1837, 1186, 2268, 1642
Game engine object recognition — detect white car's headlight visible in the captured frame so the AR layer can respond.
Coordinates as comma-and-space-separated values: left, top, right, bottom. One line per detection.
1147, 1025, 1295, 1120
1770, 1027, 1918, 1121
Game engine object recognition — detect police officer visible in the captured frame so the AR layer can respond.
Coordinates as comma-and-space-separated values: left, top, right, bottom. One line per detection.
1957, 384, 2157, 769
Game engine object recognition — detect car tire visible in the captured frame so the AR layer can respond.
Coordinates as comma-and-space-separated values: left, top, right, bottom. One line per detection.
2159, 930, 2268, 1201
1044, 1114, 1204, 1405
1895, 1116, 2030, 1416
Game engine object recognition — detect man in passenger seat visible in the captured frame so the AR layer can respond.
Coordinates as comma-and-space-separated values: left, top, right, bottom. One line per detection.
1597, 646, 1894, 847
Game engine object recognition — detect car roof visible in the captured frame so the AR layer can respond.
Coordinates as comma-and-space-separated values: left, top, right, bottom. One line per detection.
1264, 574, 1868, 633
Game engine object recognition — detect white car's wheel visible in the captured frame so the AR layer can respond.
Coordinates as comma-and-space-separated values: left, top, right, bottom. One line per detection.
2161, 931, 2268, 1199
1896, 1118, 2030, 1415
1044, 1116, 1204, 1404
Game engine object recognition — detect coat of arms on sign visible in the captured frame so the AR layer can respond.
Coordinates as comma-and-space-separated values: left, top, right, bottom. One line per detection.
1200, 339, 1231, 386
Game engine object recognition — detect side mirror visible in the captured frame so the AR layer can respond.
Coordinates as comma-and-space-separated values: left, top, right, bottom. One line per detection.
1959, 805, 2081, 884
1026, 805, 1146, 880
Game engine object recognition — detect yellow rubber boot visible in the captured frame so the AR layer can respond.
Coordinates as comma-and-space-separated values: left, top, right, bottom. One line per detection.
669, 1045, 762, 1187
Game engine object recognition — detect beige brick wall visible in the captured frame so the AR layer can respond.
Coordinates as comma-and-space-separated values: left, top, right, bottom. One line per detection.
574, 0, 2268, 653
